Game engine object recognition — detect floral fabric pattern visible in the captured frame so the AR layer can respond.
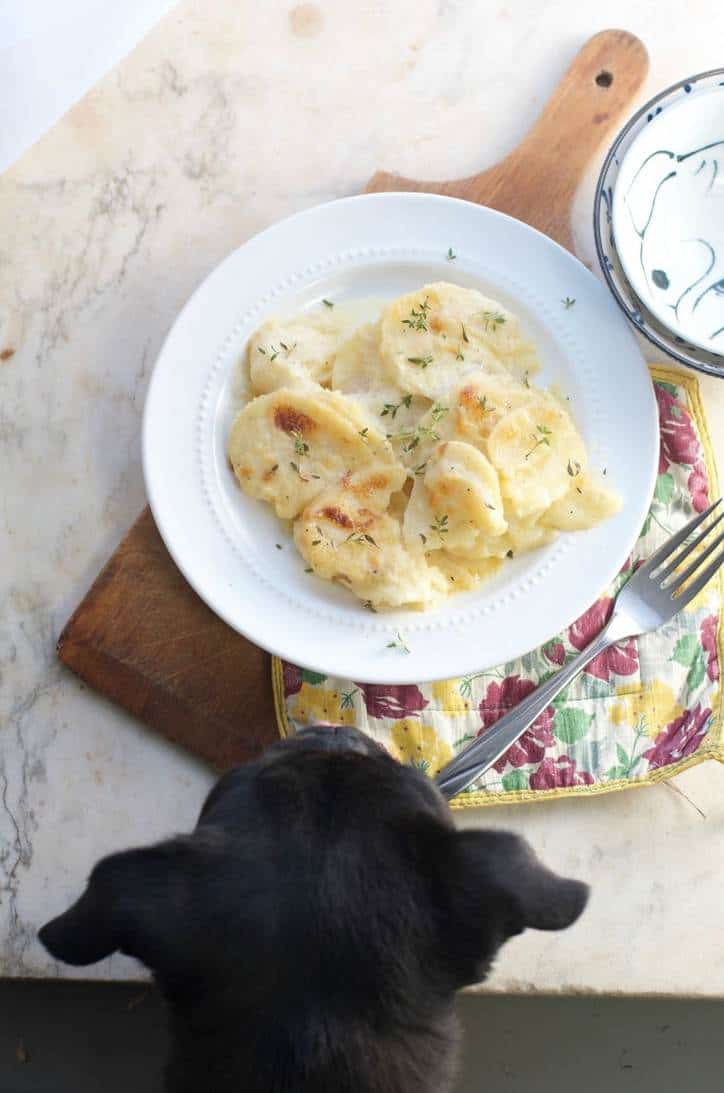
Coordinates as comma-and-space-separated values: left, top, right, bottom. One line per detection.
274, 371, 724, 806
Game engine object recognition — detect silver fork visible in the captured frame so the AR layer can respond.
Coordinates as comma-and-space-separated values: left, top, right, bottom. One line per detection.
435, 499, 724, 800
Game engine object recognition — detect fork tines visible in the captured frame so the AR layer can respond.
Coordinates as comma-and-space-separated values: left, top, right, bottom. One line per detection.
645, 498, 724, 601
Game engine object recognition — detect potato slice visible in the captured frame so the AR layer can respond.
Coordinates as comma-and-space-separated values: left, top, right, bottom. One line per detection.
379, 281, 538, 399
248, 309, 351, 394
403, 440, 507, 557
228, 387, 404, 519
294, 489, 447, 610
541, 471, 622, 530
333, 322, 431, 438
486, 398, 586, 520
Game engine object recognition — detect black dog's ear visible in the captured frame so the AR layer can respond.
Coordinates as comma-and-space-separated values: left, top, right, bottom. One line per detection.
454, 829, 589, 931
39, 838, 194, 968
440, 829, 588, 985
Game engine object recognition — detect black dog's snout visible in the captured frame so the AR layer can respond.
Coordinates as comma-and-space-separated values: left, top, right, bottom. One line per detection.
297, 723, 379, 756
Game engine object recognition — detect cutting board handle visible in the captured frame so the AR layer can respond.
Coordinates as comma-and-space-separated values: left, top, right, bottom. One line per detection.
366, 29, 649, 252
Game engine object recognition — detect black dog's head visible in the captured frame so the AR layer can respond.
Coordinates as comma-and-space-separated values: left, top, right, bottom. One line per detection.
40, 726, 588, 1092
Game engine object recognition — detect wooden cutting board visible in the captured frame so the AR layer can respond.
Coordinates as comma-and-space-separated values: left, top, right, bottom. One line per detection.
57, 30, 649, 772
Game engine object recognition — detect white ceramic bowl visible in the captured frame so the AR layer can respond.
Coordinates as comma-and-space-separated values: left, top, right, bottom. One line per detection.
613, 86, 724, 353
595, 69, 724, 376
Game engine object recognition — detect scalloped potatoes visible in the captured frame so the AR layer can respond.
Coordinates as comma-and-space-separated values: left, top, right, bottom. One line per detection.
228, 284, 620, 610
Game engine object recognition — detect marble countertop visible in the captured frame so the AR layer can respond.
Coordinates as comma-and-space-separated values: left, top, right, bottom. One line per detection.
2, 0, 723, 994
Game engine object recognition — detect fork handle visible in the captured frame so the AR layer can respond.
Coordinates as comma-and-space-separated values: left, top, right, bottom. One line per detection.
434, 624, 616, 799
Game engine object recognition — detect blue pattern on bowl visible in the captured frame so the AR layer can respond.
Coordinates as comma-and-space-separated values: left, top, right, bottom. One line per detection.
594, 69, 724, 378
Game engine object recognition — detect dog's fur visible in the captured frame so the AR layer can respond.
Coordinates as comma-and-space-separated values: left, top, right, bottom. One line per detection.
40, 725, 588, 1092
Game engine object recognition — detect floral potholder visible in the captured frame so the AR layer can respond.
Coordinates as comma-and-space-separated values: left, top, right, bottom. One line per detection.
273, 368, 724, 807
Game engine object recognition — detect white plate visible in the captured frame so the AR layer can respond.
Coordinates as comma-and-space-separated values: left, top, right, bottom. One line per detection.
143, 192, 657, 684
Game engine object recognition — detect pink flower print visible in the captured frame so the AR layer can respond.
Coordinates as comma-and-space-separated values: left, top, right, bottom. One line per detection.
282, 662, 303, 697
543, 641, 566, 666
700, 616, 720, 683
478, 676, 554, 772
529, 756, 594, 790
356, 683, 428, 720
655, 384, 699, 472
643, 703, 711, 769
688, 460, 709, 513
568, 598, 639, 681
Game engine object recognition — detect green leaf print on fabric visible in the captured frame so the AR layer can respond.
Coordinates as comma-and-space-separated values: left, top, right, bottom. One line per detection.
553, 707, 593, 744
671, 634, 700, 667
686, 647, 707, 692
656, 381, 679, 397
654, 472, 675, 505
502, 769, 530, 792
301, 669, 327, 685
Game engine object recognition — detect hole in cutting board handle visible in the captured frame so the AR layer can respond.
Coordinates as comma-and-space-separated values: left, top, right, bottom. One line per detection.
595, 70, 613, 88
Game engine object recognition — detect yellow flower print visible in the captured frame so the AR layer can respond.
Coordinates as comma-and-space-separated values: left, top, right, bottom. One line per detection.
431, 679, 471, 717
290, 683, 355, 726
610, 687, 644, 728
609, 680, 684, 737
389, 718, 454, 777
646, 678, 684, 738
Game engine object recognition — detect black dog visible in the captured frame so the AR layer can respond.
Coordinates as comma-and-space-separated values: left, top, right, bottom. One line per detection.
40, 725, 588, 1092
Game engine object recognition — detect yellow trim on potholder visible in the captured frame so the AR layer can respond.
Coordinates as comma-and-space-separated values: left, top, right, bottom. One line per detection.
272, 367, 724, 808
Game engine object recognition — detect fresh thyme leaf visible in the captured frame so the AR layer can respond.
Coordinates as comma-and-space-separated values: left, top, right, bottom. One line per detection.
391, 404, 447, 453
562, 297, 576, 309
270, 463, 279, 473
484, 502, 495, 510
304, 566, 313, 573
257, 346, 266, 355
413, 462, 427, 476
362, 599, 376, 612
419, 532, 427, 545
407, 355, 433, 368
358, 427, 369, 440
481, 310, 506, 332
506, 549, 514, 559
345, 531, 379, 548
576, 486, 583, 494
322, 298, 334, 308
275, 543, 282, 550
461, 323, 469, 343
381, 393, 413, 420
292, 430, 309, 457
431, 513, 449, 539
525, 424, 553, 460
401, 298, 431, 332
567, 459, 581, 477
523, 371, 530, 388
446, 247, 457, 261
386, 630, 410, 654
477, 395, 495, 413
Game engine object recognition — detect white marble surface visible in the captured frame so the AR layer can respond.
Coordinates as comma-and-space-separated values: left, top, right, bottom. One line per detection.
1, 0, 723, 993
